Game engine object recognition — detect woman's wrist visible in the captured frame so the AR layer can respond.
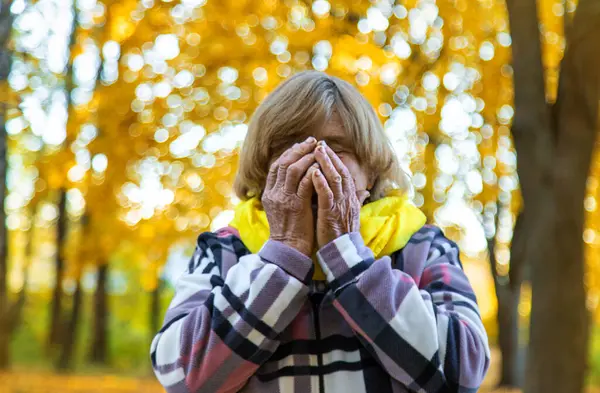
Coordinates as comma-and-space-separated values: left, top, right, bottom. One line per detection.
259, 239, 314, 284
269, 236, 313, 257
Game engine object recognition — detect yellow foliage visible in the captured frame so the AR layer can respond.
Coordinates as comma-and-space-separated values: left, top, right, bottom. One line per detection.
4, 0, 595, 322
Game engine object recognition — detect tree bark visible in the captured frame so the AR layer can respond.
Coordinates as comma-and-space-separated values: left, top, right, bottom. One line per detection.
47, 0, 78, 356
0, 0, 13, 318
0, 0, 16, 370
0, 253, 27, 369
531, 1, 600, 389
489, 211, 526, 388
0, 205, 33, 369
496, 283, 521, 386
150, 279, 162, 341
57, 277, 82, 371
0, 299, 22, 369
48, 190, 67, 350
0, 264, 26, 369
89, 263, 109, 364
506, 0, 600, 392
0, 329, 8, 369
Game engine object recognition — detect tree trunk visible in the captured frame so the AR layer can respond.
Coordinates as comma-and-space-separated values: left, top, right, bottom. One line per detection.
150, 280, 162, 340
0, 332, 7, 369
56, 277, 82, 371
496, 284, 521, 386
48, 190, 67, 350
48, 0, 79, 352
0, 204, 34, 370
89, 263, 109, 364
0, 0, 15, 370
0, 268, 27, 369
529, 2, 600, 388
489, 211, 526, 388
506, 0, 600, 392
0, 264, 27, 370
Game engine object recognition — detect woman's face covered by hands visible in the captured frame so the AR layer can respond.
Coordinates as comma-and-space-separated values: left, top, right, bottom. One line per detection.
269, 113, 373, 211
266, 113, 374, 249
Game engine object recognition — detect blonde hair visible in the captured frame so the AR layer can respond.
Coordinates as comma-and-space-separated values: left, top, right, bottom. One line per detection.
233, 71, 410, 201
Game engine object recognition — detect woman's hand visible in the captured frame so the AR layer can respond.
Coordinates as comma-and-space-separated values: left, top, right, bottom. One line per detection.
312, 142, 370, 248
262, 137, 319, 256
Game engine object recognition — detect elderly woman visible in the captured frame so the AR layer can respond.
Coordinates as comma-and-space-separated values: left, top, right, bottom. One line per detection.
151, 71, 490, 393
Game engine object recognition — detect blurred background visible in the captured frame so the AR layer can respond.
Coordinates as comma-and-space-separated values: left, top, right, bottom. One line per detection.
0, 0, 598, 392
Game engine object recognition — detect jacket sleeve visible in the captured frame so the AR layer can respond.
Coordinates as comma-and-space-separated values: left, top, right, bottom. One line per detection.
151, 232, 312, 393
316, 226, 490, 393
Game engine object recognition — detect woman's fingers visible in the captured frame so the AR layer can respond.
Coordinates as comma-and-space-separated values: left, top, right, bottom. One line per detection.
323, 144, 355, 195
284, 153, 316, 193
275, 137, 317, 188
312, 168, 335, 210
314, 143, 343, 199
265, 158, 280, 191
356, 189, 371, 205
298, 163, 319, 199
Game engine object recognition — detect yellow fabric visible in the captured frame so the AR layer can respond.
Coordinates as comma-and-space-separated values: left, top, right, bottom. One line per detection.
229, 190, 427, 280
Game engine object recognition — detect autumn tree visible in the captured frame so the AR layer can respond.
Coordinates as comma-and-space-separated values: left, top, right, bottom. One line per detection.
95, 0, 518, 379
6, 0, 594, 383
0, 0, 26, 370
56, 213, 89, 370
29, 0, 102, 368
506, 0, 600, 391
0, 0, 13, 368
46, 0, 79, 354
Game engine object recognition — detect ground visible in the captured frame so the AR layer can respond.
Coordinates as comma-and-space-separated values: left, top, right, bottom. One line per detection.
0, 348, 590, 393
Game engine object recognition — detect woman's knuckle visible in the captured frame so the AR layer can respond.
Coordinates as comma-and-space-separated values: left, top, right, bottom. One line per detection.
289, 165, 303, 176
277, 165, 288, 176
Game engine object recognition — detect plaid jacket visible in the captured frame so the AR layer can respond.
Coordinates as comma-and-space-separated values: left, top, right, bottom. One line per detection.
151, 225, 490, 393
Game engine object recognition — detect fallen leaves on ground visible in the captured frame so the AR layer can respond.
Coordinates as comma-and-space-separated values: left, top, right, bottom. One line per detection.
0, 372, 164, 393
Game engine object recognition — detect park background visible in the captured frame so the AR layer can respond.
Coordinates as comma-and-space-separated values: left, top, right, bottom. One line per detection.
0, 0, 599, 392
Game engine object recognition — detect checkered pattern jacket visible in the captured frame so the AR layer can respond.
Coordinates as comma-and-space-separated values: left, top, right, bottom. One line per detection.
151, 225, 490, 393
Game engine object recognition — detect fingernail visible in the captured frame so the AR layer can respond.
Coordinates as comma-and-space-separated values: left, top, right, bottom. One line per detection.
319, 140, 327, 147
317, 146, 325, 153
306, 136, 316, 143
